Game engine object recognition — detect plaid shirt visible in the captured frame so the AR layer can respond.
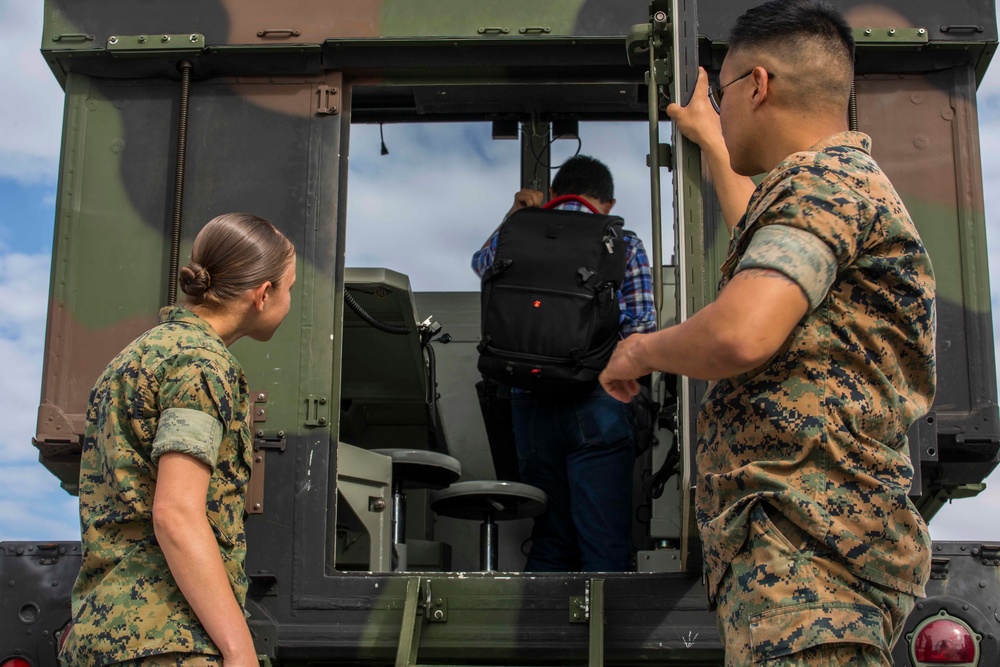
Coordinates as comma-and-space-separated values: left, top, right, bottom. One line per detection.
472, 200, 657, 336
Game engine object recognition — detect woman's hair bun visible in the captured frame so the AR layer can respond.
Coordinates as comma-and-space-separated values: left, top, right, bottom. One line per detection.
179, 262, 212, 298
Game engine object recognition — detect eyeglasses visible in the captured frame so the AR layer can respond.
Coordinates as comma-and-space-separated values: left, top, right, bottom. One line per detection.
707, 69, 773, 113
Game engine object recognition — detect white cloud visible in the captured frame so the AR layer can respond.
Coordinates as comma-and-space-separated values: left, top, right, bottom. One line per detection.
0, 0, 64, 184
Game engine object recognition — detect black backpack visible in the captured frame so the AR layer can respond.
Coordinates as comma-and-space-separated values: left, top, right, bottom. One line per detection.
477, 198, 629, 393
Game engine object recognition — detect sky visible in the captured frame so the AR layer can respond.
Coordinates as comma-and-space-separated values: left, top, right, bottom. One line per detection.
3, 0, 1000, 546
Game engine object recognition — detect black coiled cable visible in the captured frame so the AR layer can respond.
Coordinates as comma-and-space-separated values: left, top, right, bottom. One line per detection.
849, 80, 858, 132
343, 290, 414, 335
168, 60, 193, 305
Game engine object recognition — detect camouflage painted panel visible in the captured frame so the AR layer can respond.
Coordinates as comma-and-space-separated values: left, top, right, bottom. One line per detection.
42, 0, 996, 47
42, 0, 649, 45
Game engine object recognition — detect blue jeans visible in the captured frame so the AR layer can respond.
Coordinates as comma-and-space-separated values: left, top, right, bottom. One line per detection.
511, 385, 635, 572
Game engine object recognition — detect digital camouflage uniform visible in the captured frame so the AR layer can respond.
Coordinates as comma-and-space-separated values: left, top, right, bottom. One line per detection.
60, 306, 252, 666
697, 132, 936, 664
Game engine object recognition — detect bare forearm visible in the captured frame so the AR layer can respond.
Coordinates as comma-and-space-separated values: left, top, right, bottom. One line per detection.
628, 301, 769, 381
155, 512, 256, 661
601, 269, 810, 402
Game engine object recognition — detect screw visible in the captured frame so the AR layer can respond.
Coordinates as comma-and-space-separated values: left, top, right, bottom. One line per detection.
653, 11, 667, 23
254, 503, 262, 510
138, 35, 146, 44
109, 36, 119, 45
888, 28, 896, 36
319, 397, 327, 405
433, 609, 444, 620
864, 28, 872, 35
190, 34, 199, 43
257, 393, 266, 401
256, 408, 265, 416
257, 430, 265, 438
277, 430, 285, 438
318, 417, 327, 425
329, 106, 339, 114
973, 548, 980, 555
161, 35, 170, 43
255, 456, 263, 464
918, 28, 926, 35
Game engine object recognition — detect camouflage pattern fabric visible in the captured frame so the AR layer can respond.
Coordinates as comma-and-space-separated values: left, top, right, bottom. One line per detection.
696, 132, 936, 642
60, 305, 252, 665
715, 504, 913, 665
112, 654, 223, 666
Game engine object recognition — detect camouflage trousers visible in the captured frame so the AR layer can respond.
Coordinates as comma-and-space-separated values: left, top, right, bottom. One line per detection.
715, 503, 914, 666
112, 654, 221, 666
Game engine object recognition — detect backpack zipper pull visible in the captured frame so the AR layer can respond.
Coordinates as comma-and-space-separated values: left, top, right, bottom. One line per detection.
604, 236, 614, 254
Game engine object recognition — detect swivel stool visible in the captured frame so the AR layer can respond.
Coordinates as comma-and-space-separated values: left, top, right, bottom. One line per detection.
371, 448, 461, 571
429, 481, 547, 572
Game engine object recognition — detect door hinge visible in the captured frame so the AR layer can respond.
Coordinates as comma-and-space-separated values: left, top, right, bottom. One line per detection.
305, 394, 330, 427
976, 544, 1000, 566
316, 85, 340, 115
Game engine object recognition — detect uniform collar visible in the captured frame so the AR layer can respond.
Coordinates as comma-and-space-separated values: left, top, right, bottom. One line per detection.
744, 131, 872, 221
158, 304, 226, 345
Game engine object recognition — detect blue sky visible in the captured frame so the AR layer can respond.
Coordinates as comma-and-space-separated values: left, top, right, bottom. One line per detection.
3, 0, 1000, 544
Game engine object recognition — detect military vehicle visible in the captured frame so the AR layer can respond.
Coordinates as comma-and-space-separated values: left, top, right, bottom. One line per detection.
3, 0, 1000, 665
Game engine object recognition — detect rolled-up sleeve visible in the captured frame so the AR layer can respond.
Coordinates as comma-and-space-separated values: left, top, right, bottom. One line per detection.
151, 407, 224, 469
735, 224, 837, 312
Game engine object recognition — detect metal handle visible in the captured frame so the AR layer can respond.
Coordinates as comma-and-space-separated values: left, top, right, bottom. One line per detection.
256, 28, 301, 38
52, 33, 94, 42
477, 27, 510, 35
940, 24, 984, 33
519, 26, 552, 35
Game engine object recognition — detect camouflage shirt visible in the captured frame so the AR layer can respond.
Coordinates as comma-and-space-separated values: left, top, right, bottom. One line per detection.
696, 132, 936, 600
61, 305, 253, 665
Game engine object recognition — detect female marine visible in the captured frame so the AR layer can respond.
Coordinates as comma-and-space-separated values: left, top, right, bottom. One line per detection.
60, 213, 296, 666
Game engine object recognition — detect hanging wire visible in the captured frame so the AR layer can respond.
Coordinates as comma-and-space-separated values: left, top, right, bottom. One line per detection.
527, 130, 583, 171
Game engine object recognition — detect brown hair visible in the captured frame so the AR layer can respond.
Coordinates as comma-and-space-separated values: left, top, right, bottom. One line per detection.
179, 213, 295, 308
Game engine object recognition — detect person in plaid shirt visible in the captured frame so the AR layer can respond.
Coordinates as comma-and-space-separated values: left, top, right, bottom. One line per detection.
472, 155, 656, 571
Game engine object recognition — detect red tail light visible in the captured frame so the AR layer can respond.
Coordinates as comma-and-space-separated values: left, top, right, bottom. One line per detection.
911, 612, 979, 665
1, 658, 33, 667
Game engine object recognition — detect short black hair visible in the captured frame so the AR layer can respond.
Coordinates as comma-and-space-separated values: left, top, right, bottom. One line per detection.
551, 155, 614, 203
729, 0, 854, 65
